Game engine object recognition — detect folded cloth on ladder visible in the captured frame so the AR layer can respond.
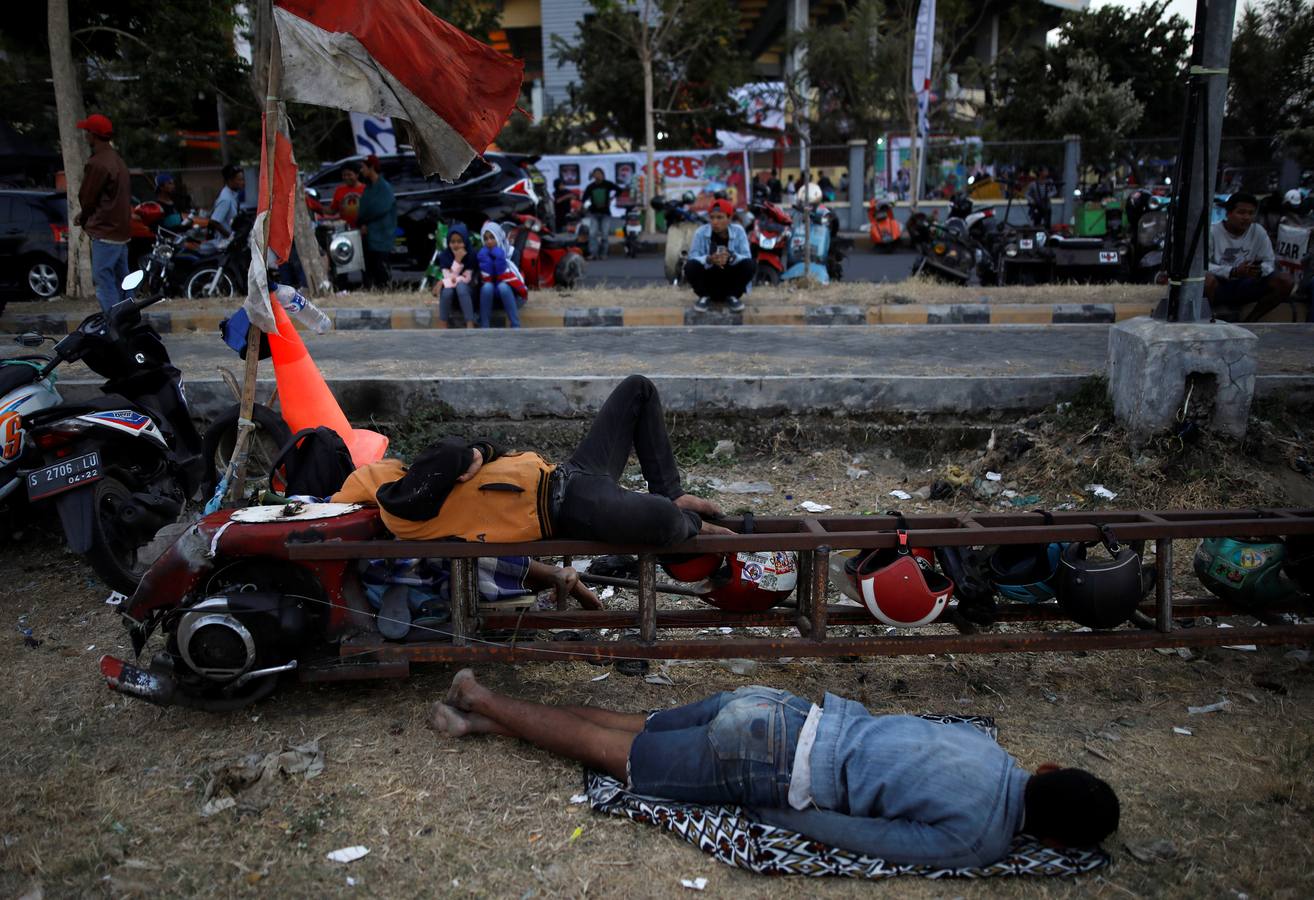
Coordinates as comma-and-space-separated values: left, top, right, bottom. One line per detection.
583, 715, 1112, 880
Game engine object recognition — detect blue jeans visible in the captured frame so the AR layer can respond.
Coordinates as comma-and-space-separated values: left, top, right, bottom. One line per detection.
91, 239, 129, 313
438, 282, 475, 325
587, 213, 611, 259
628, 686, 811, 807
479, 281, 520, 328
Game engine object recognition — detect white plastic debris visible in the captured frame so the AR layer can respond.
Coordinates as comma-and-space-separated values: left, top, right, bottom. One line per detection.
199, 796, 236, 818
709, 440, 735, 459
706, 478, 773, 494
680, 877, 709, 891
846, 465, 869, 480
985, 471, 1002, 482
326, 846, 370, 864
888, 490, 912, 501
590, 672, 611, 682
798, 501, 832, 513
104, 591, 127, 607
600, 587, 615, 600
1084, 484, 1118, 501
1172, 727, 1193, 736
1217, 622, 1258, 651
1187, 700, 1231, 715
644, 672, 675, 686
569, 794, 589, 805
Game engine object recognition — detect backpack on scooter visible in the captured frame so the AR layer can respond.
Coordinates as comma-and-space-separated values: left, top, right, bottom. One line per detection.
270, 427, 355, 498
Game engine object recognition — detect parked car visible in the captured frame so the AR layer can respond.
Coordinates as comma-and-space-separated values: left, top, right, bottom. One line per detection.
0, 190, 68, 303
305, 151, 549, 281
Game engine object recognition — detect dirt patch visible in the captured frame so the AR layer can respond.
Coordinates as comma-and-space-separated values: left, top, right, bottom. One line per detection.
2, 402, 1312, 898
23, 276, 1161, 317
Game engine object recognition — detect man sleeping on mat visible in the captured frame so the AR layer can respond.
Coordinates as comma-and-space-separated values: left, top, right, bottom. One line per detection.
430, 672, 1119, 869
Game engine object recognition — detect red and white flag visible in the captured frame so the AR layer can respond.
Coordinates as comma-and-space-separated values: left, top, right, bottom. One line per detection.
273, 0, 524, 179
244, 107, 300, 333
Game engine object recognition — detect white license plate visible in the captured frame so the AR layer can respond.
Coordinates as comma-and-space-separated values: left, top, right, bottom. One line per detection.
27, 451, 101, 501
1099, 251, 1120, 263
1020, 238, 1034, 250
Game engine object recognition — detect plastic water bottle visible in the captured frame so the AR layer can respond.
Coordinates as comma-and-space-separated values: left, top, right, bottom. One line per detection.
275, 283, 332, 334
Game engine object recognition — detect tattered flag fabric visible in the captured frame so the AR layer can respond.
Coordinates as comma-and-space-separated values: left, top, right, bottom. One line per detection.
273, 0, 523, 179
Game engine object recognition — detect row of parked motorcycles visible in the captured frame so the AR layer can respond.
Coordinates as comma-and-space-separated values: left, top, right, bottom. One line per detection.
133, 202, 254, 300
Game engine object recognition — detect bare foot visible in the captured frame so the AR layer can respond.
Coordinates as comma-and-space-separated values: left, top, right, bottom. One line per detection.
674, 493, 723, 519
428, 701, 473, 737
445, 668, 485, 711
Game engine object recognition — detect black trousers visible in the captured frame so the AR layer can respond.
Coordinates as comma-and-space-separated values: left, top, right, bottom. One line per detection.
685, 258, 754, 300
363, 249, 392, 290
553, 375, 701, 546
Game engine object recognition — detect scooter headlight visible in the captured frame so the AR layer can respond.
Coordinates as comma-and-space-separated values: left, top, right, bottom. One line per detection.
329, 235, 355, 265
933, 243, 947, 256
1005, 243, 1019, 258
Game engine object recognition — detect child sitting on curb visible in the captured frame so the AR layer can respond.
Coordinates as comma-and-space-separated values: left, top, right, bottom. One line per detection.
432, 222, 477, 328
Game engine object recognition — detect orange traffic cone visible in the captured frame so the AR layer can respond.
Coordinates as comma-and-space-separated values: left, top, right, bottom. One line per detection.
266, 300, 388, 467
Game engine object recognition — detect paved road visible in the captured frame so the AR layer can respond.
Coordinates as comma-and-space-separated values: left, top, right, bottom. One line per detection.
579, 248, 917, 287
59, 323, 1314, 420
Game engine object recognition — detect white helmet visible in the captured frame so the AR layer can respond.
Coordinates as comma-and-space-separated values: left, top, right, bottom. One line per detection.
1284, 188, 1304, 208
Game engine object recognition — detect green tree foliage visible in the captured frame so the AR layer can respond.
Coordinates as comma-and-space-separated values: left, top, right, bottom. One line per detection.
1047, 53, 1144, 161
984, 0, 1191, 159
552, 0, 751, 149
1227, 0, 1314, 164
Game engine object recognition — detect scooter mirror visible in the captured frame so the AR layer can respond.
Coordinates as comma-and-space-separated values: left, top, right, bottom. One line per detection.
121, 270, 145, 292
13, 332, 45, 348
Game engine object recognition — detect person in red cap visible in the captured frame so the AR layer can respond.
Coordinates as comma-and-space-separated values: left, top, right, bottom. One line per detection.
75, 113, 132, 311
684, 198, 753, 313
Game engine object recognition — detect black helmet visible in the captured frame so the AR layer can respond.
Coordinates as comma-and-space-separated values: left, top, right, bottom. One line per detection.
935, 545, 998, 625
681, 190, 696, 205
950, 194, 974, 220
1055, 526, 1146, 629
1284, 534, 1314, 597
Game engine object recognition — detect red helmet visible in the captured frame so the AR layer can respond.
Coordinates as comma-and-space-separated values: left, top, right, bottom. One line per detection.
135, 201, 164, 227
701, 550, 799, 612
660, 553, 721, 582
848, 518, 954, 627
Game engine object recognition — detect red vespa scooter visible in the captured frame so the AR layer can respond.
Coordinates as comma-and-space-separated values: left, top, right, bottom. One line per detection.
506, 213, 586, 289
747, 200, 792, 286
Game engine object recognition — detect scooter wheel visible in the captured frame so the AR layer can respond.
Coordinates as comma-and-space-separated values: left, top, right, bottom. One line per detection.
185, 267, 236, 300
754, 263, 781, 287
202, 403, 293, 501
84, 476, 150, 595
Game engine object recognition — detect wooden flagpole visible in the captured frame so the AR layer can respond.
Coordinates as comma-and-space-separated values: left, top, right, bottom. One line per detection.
226, 6, 282, 504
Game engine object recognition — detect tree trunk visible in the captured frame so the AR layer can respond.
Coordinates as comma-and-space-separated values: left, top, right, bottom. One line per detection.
48, 0, 93, 299
293, 175, 330, 295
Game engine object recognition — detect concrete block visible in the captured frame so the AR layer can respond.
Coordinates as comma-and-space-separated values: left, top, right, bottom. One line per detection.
927, 304, 990, 324
333, 308, 391, 330
1053, 303, 1115, 324
1107, 317, 1259, 439
804, 305, 865, 326
7, 313, 70, 335
564, 307, 624, 327
684, 306, 743, 326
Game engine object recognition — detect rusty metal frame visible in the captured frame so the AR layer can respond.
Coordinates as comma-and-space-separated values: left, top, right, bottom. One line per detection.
285, 508, 1314, 668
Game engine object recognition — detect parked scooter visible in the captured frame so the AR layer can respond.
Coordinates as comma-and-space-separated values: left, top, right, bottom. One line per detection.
1124, 190, 1170, 283
653, 193, 704, 285
505, 213, 586, 289
138, 210, 256, 299
907, 210, 975, 283
19, 271, 208, 593
781, 187, 843, 284
868, 200, 902, 252
621, 203, 644, 258
746, 200, 792, 286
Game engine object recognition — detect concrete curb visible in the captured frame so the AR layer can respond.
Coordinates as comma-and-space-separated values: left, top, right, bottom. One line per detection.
1, 302, 1157, 335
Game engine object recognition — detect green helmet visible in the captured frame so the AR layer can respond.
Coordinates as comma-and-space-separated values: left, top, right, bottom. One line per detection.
1193, 537, 1299, 606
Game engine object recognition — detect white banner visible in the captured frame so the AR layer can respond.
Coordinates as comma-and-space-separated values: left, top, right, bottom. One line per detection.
911, 0, 936, 136
536, 149, 752, 215
349, 112, 397, 156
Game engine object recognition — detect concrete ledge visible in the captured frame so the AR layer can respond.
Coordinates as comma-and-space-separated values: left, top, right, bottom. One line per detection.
8, 300, 1284, 334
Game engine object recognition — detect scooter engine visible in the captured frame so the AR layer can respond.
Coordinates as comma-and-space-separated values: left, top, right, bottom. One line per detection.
175, 592, 306, 683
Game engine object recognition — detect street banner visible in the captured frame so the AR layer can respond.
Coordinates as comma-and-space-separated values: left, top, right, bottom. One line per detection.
536, 149, 751, 215
911, 0, 936, 137
350, 112, 398, 156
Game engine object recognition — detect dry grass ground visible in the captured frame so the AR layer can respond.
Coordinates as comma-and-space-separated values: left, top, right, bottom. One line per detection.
24, 277, 1161, 316
2, 401, 1312, 898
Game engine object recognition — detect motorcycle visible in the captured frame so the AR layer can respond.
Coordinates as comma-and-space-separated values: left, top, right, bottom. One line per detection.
621, 203, 644, 258
781, 199, 843, 284
907, 210, 975, 283
506, 213, 586, 289
18, 270, 208, 593
137, 210, 255, 299
746, 200, 791, 286
1048, 188, 1131, 284
1124, 190, 1170, 284
652, 195, 704, 285
868, 200, 903, 252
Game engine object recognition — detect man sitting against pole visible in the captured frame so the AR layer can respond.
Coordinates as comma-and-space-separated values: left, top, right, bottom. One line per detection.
333, 374, 732, 547
1206, 192, 1293, 322
430, 672, 1121, 869
685, 199, 753, 313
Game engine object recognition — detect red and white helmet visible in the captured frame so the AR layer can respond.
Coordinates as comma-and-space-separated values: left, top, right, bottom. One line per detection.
847, 520, 954, 627
700, 550, 800, 612
660, 553, 721, 582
